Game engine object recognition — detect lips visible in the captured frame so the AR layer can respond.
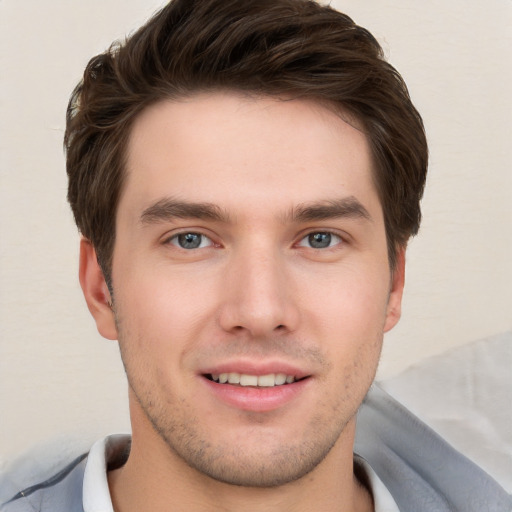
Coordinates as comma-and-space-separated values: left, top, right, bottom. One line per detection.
200, 362, 311, 412
208, 372, 297, 387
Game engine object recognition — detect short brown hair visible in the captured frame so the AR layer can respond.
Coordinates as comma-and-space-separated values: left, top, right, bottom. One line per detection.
65, 0, 427, 284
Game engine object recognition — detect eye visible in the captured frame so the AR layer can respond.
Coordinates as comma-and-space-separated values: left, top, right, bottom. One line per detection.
168, 232, 213, 250
298, 231, 343, 249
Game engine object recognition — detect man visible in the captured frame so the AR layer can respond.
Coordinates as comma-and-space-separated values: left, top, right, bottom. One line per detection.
1, 0, 510, 511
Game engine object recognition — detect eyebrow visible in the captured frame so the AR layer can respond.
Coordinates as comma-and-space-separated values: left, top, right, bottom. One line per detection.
288, 196, 372, 223
140, 198, 230, 225
140, 195, 371, 226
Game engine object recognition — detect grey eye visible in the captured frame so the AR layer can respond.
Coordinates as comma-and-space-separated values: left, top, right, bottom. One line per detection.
171, 232, 212, 249
298, 232, 342, 249
308, 232, 332, 248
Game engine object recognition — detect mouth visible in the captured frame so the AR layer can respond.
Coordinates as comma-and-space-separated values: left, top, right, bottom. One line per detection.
204, 372, 304, 387
200, 369, 311, 412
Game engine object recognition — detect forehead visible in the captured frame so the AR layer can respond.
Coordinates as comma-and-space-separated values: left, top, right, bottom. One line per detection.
121, 92, 381, 222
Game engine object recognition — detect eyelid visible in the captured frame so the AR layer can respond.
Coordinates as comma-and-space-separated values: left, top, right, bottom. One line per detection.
171, 233, 212, 249
295, 229, 347, 249
161, 228, 219, 249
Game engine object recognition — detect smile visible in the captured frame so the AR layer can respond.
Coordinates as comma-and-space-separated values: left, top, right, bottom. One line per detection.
208, 373, 297, 387
201, 369, 311, 412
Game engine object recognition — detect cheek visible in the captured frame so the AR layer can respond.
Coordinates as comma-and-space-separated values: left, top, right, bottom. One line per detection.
299, 264, 389, 384
304, 265, 391, 336
113, 263, 220, 358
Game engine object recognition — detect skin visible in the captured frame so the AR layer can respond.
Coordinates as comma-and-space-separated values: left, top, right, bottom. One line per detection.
80, 92, 405, 512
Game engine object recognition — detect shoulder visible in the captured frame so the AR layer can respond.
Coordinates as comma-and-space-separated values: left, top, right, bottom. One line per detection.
1, 453, 87, 512
355, 385, 512, 512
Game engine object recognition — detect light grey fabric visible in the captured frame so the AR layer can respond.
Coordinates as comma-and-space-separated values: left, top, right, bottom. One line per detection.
381, 331, 512, 492
355, 385, 512, 512
0, 454, 86, 512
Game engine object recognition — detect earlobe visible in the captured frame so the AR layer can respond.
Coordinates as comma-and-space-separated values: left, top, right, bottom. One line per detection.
383, 248, 406, 333
79, 238, 118, 340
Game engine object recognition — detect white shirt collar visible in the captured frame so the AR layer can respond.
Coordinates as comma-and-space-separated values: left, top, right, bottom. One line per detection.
355, 454, 400, 512
82, 435, 399, 512
83, 434, 130, 512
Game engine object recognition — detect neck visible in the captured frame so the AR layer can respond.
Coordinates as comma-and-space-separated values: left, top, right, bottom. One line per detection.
108, 411, 373, 512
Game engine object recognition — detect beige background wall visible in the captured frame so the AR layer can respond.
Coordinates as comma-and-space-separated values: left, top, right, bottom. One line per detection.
1, 0, 511, 469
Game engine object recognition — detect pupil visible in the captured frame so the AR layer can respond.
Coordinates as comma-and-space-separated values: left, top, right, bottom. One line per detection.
309, 232, 331, 248
179, 233, 201, 249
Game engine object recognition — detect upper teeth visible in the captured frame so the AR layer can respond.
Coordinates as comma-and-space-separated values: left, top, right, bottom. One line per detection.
211, 373, 296, 387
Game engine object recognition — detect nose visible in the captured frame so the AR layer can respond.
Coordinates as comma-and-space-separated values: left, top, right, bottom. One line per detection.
217, 245, 300, 338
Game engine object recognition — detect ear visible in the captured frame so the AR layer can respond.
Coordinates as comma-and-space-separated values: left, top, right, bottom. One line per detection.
383, 247, 406, 333
79, 238, 118, 340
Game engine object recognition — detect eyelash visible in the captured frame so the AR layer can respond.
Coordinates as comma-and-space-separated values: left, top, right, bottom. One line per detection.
296, 231, 344, 250
166, 232, 215, 250
164, 230, 345, 251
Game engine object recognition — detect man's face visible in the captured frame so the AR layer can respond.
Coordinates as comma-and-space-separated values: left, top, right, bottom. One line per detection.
90, 92, 404, 487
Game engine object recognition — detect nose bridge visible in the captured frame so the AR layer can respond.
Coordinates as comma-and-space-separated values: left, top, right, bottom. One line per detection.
219, 239, 297, 336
